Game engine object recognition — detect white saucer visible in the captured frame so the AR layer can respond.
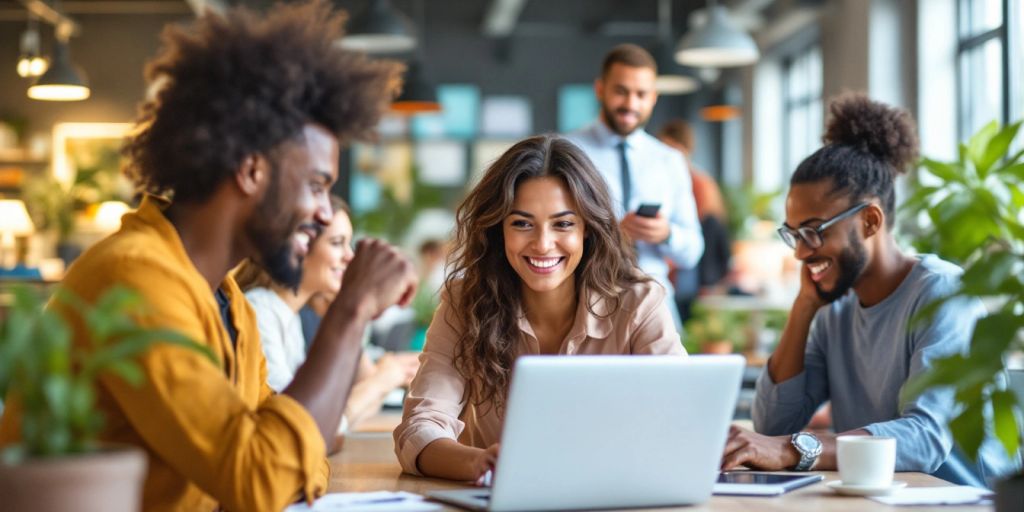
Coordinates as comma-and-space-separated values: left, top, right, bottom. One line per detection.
827, 480, 908, 496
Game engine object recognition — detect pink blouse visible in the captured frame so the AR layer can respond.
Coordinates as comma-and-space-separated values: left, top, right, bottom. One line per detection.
393, 280, 686, 475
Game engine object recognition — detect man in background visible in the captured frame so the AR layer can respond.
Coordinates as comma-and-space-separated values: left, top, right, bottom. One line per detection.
568, 44, 703, 329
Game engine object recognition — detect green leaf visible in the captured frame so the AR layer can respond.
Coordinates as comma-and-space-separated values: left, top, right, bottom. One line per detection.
977, 121, 1022, 177
919, 158, 963, 183
104, 360, 144, 387
968, 121, 1000, 172
949, 400, 986, 462
995, 162, 1024, 181
990, 390, 1021, 458
42, 377, 70, 421
960, 252, 1019, 295
900, 184, 940, 213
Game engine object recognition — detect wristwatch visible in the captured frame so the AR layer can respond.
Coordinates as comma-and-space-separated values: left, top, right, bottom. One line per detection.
790, 432, 822, 471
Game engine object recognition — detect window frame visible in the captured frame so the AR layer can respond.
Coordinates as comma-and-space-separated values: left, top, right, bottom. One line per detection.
956, 0, 1012, 139
780, 41, 823, 176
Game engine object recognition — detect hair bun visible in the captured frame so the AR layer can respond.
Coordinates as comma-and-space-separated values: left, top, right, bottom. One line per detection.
823, 94, 919, 174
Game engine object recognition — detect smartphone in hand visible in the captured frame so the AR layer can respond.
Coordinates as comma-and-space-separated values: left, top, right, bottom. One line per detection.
635, 203, 661, 218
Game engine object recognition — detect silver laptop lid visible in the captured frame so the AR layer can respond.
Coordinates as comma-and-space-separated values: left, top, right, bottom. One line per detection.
488, 355, 743, 512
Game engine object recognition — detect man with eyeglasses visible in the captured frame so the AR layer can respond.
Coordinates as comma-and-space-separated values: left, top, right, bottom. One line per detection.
718, 95, 1018, 487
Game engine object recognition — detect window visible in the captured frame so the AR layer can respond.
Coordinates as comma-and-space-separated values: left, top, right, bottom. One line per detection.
781, 45, 823, 175
956, 0, 1023, 138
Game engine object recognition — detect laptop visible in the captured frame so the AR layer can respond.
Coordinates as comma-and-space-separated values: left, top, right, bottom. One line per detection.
427, 355, 744, 511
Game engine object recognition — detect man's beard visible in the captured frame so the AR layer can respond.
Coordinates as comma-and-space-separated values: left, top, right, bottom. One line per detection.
602, 103, 647, 136
261, 242, 303, 290
245, 160, 305, 290
814, 227, 868, 303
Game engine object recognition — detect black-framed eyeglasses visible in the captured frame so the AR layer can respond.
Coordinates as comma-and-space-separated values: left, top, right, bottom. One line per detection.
777, 202, 869, 250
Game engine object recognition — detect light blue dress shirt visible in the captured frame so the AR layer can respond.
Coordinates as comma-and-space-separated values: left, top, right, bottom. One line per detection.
753, 255, 1021, 487
568, 121, 704, 328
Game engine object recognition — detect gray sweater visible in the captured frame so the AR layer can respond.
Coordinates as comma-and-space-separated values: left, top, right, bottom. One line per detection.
754, 255, 1020, 487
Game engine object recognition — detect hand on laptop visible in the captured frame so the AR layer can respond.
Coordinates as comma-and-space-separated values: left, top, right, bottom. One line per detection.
720, 426, 799, 471
472, 443, 501, 486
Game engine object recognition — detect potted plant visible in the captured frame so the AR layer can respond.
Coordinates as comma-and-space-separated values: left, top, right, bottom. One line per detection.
901, 120, 1024, 510
22, 156, 132, 265
683, 305, 748, 355
0, 285, 213, 512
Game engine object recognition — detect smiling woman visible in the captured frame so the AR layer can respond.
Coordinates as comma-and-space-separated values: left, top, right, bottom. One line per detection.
393, 134, 686, 483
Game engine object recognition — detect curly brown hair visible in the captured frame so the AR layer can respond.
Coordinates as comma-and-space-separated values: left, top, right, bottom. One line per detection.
792, 93, 919, 227
123, 0, 401, 203
445, 135, 646, 413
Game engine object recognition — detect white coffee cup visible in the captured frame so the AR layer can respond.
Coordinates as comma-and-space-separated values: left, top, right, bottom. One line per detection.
836, 436, 896, 487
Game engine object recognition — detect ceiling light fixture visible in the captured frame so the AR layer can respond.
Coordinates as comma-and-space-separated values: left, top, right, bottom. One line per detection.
389, 0, 439, 114
654, 0, 699, 95
16, 16, 48, 78
675, 0, 760, 68
27, 22, 89, 102
391, 61, 440, 114
339, 0, 416, 54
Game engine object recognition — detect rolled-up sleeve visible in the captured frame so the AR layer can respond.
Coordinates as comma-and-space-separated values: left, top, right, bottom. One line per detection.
393, 297, 469, 475
753, 313, 830, 435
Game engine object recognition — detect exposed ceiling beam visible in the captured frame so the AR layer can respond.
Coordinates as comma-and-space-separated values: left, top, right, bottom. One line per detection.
16, 0, 80, 36
62, 1, 192, 15
482, 0, 526, 37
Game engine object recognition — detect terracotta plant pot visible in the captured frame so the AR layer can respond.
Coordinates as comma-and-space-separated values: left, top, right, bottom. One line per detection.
700, 340, 734, 354
0, 445, 147, 512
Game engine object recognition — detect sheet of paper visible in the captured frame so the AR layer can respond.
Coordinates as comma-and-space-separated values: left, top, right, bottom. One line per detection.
285, 491, 441, 511
868, 485, 993, 506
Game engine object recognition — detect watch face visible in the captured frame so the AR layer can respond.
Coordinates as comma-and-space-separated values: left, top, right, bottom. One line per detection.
795, 433, 820, 451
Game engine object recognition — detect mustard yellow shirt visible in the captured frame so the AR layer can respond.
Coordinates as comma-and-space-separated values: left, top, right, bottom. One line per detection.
0, 196, 328, 511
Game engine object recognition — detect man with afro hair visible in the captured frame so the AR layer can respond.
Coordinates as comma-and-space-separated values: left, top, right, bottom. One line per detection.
0, 1, 418, 510
720, 95, 1019, 487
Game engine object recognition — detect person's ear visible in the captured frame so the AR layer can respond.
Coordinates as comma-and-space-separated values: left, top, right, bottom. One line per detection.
593, 77, 604, 99
236, 154, 268, 197
863, 204, 884, 238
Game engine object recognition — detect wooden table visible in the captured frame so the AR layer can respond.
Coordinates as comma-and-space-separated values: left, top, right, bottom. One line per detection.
328, 432, 990, 511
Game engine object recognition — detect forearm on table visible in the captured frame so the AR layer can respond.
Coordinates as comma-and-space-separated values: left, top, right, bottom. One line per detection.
416, 438, 484, 481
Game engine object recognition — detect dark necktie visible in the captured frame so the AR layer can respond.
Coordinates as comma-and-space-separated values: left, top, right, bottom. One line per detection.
617, 141, 631, 210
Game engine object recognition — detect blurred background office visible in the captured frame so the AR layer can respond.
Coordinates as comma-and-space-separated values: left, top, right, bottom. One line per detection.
0, 0, 1021, 373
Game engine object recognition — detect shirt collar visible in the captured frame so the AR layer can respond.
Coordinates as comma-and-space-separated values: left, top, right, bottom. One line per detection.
127, 194, 244, 308
516, 288, 615, 343
592, 119, 647, 149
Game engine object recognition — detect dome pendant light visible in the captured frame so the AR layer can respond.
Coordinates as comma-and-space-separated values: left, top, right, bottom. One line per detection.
340, 0, 417, 54
28, 25, 89, 101
675, 0, 760, 68
391, 61, 440, 114
654, 0, 699, 95
16, 16, 48, 78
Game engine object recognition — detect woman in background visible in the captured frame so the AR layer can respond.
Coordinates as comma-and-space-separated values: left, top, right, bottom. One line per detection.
394, 135, 684, 483
236, 196, 418, 439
